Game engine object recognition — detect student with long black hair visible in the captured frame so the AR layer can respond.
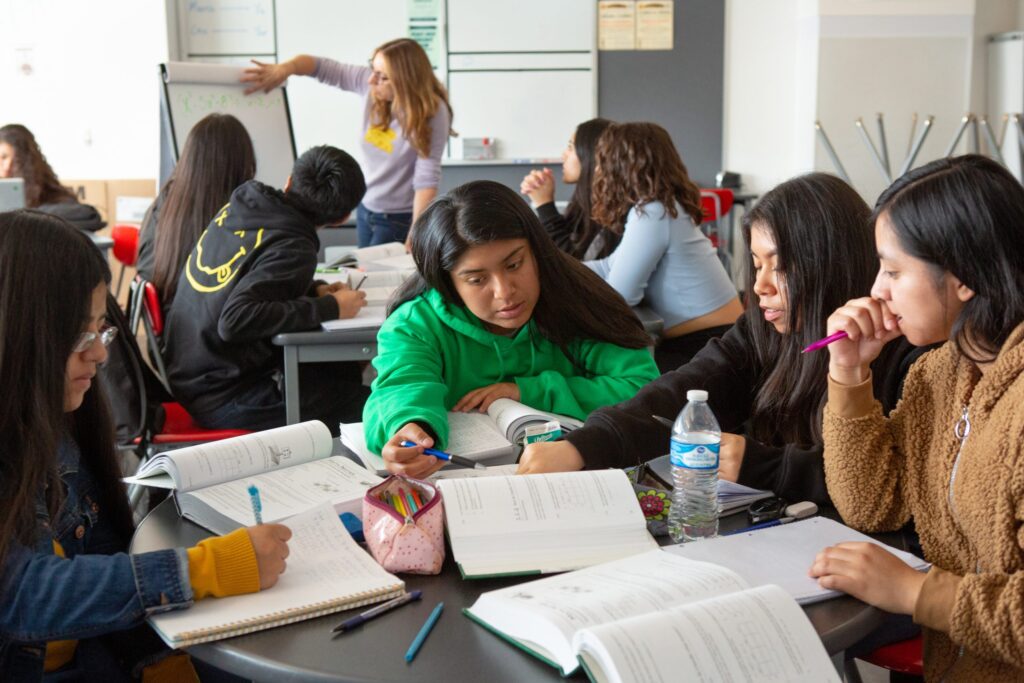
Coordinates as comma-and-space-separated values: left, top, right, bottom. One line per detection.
811, 155, 1024, 681
519, 173, 929, 508
0, 211, 289, 681
363, 180, 660, 479
519, 118, 620, 259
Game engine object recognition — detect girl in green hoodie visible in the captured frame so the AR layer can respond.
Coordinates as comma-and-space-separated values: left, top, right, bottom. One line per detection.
363, 180, 660, 478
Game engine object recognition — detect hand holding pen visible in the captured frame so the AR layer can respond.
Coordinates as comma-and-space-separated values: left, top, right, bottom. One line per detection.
819, 296, 903, 386
382, 423, 447, 479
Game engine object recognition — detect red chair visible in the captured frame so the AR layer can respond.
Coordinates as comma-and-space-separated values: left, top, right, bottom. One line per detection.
125, 276, 250, 511
700, 188, 735, 274
110, 224, 140, 297
846, 635, 923, 682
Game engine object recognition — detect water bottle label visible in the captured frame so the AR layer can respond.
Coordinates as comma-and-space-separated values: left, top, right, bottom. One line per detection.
670, 440, 720, 469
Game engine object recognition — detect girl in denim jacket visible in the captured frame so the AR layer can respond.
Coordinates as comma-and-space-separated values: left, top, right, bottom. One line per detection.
0, 211, 291, 681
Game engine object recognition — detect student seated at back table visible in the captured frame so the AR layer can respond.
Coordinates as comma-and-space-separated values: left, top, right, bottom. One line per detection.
585, 122, 743, 372
810, 155, 1024, 682
519, 173, 931, 509
0, 211, 290, 682
163, 145, 369, 436
137, 113, 257, 312
519, 117, 620, 260
0, 124, 104, 232
365, 180, 660, 479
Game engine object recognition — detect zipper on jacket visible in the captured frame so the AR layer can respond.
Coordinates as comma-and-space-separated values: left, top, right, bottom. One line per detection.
938, 406, 971, 683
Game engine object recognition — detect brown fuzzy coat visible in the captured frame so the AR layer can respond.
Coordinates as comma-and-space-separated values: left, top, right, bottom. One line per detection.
824, 323, 1024, 682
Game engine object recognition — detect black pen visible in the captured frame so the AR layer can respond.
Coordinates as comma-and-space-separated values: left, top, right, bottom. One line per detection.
353, 275, 367, 291
332, 590, 422, 634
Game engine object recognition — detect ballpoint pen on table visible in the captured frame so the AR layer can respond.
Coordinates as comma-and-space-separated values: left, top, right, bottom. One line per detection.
399, 441, 486, 470
331, 590, 423, 634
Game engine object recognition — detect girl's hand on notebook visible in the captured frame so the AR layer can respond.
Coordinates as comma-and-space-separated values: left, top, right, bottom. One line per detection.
808, 541, 926, 615
518, 441, 584, 474
382, 423, 445, 478
826, 297, 901, 385
331, 288, 367, 319
247, 523, 293, 590
718, 433, 746, 482
453, 382, 520, 413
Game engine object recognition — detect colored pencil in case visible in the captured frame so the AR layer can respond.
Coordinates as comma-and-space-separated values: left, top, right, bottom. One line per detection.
411, 488, 423, 508
405, 491, 418, 515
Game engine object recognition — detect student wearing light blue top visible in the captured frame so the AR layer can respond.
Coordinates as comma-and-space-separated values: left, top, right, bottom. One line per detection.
243, 39, 453, 248
587, 122, 742, 372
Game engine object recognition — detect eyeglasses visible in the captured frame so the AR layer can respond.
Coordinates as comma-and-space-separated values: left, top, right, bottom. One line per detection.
72, 325, 118, 353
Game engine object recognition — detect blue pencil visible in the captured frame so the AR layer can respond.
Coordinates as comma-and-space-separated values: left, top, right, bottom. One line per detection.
247, 484, 263, 525
405, 601, 443, 663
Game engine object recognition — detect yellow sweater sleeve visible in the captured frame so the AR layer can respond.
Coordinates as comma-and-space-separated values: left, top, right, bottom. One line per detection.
186, 528, 260, 599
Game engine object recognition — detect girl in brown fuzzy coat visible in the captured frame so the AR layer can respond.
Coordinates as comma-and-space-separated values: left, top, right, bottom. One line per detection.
811, 154, 1024, 681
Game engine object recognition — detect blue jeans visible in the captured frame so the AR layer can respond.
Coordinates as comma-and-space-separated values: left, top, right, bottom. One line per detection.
356, 204, 413, 247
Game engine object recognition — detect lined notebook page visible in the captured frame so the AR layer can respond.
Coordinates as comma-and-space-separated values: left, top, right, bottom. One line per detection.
149, 504, 404, 647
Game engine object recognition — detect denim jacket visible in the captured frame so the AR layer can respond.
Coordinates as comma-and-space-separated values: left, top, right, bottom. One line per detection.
0, 439, 194, 680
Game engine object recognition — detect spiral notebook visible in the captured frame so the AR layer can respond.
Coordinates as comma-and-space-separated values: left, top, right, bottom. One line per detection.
148, 504, 405, 647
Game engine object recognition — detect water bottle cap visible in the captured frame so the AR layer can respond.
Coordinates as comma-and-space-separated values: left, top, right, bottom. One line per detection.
686, 389, 708, 402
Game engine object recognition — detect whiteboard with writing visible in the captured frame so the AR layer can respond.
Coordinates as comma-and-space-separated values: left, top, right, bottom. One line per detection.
183, 0, 276, 56
162, 62, 295, 186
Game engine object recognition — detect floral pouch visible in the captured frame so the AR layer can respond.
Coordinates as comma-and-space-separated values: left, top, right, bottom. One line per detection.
362, 475, 445, 575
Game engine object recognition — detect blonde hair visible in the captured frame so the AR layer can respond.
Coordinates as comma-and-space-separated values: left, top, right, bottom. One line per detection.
370, 38, 453, 158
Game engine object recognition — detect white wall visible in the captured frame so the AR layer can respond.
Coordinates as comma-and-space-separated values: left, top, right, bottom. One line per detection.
723, 0, 820, 195
0, 0, 168, 179
724, 0, 1022, 202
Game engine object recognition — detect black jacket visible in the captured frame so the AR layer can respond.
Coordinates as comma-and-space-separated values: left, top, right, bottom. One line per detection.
163, 181, 338, 416
535, 202, 620, 260
37, 199, 105, 232
565, 314, 933, 505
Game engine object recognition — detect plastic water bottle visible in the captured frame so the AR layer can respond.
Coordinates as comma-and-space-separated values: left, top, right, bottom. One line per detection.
667, 390, 721, 542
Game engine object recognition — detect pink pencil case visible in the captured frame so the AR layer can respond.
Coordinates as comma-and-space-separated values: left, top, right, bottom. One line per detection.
362, 475, 445, 575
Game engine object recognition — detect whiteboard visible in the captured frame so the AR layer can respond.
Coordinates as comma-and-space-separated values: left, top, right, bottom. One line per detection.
161, 62, 296, 186
183, 0, 276, 56
447, 0, 593, 52
448, 70, 594, 160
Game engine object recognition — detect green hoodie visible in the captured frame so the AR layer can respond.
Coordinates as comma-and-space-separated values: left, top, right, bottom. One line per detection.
363, 288, 659, 452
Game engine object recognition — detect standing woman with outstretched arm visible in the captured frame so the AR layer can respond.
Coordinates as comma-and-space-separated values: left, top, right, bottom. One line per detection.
242, 39, 453, 248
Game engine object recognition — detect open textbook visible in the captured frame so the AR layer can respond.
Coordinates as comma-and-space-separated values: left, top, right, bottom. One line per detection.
437, 469, 658, 578
321, 304, 387, 331
464, 550, 840, 681
324, 241, 411, 269
341, 398, 583, 472
149, 504, 404, 648
317, 268, 415, 307
123, 421, 382, 534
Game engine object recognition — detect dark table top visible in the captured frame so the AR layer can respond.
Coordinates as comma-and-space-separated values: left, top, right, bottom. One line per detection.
131, 495, 885, 683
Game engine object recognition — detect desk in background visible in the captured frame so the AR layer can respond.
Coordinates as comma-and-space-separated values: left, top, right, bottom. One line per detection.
272, 308, 665, 426
131, 496, 885, 682
90, 233, 114, 254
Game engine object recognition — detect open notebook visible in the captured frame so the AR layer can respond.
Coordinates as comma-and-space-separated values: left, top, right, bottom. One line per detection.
149, 504, 404, 647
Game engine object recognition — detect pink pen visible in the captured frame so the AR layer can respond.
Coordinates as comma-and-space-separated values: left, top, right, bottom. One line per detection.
801, 330, 849, 354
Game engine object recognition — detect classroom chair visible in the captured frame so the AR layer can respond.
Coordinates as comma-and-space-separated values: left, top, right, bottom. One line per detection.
700, 188, 735, 273
110, 223, 140, 297
124, 276, 250, 513
844, 634, 924, 683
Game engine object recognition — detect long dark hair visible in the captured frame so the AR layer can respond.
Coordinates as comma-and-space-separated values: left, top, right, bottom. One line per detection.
563, 118, 616, 259
742, 173, 875, 445
0, 211, 133, 570
0, 124, 77, 207
391, 181, 652, 361
590, 122, 704, 229
152, 114, 256, 306
873, 155, 1024, 361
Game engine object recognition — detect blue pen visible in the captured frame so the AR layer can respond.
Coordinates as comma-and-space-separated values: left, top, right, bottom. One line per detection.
247, 484, 263, 525
726, 517, 793, 536
399, 441, 486, 470
332, 590, 422, 634
405, 601, 443, 662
